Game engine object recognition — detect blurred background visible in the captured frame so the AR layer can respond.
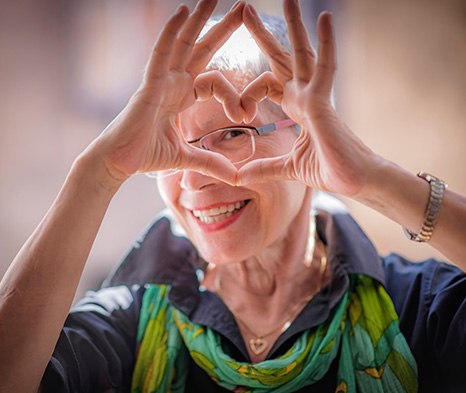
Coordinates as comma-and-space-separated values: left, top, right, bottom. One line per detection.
0, 0, 465, 302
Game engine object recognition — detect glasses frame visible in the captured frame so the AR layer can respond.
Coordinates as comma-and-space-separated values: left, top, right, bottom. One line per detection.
148, 118, 299, 178
186, 118, 298, 162
187, 118, 297, 145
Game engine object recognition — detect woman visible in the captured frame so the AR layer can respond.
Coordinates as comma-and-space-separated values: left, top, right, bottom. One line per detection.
0, 0, 465, 392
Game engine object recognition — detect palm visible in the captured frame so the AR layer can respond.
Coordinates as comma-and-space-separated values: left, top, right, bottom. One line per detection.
282, 83, 373, 196
103, 72, 195, 176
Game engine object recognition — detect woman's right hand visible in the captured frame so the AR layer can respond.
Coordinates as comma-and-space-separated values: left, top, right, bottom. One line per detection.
82, 0, 244, 187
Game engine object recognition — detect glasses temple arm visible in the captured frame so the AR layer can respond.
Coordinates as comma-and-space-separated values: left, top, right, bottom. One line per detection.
256, 118, 299, 135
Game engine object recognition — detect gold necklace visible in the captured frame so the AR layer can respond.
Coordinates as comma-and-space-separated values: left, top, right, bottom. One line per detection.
214, 239, 328, 356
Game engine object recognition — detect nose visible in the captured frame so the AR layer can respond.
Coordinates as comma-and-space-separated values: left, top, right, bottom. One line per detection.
180, 170, 220, 191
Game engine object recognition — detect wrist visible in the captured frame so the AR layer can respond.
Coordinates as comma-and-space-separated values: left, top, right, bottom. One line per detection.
402, 172, 447, 242
352, 159, 429, 232
351, 156, 394, 203
72, 150, 127, 196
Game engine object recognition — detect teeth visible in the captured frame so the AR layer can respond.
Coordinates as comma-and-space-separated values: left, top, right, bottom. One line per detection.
193, 201, 247, 222
197, 211, 234, 224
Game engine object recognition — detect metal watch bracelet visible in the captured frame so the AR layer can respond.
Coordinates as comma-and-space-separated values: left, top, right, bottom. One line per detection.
403, 172, 448, 243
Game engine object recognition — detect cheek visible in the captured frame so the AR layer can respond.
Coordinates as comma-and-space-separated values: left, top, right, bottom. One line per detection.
279, 182, 306, 217
253, 181, 308, 243
156, 175, 181, 210
157, 175, 197, 241
254, 130, 297, 158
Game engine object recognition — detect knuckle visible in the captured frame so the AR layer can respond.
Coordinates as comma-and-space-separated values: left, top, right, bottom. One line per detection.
294, 47, 315, 58
196, 43, 215, 59
208, 70, 223, 79
152, 46, 171, 58
177, 35, 193, 49
260, 71, 276, 82
318, 62, 337, 72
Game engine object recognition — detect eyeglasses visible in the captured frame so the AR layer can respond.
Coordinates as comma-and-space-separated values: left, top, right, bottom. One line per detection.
148, 118, 298, 178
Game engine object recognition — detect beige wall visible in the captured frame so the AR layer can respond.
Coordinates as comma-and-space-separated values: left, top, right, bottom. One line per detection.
338, 0, 466, 261
0, 0, 465, 301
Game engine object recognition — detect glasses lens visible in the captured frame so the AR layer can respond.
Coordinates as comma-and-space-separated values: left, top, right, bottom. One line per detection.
146, 128, 255, 178
200, 127, 254, 164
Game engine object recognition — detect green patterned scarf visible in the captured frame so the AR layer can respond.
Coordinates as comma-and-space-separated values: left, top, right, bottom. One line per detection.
131, 275, 418, 392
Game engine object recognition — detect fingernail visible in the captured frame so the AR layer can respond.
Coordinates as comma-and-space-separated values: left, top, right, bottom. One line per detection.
231, 1, 243, 11
246, 4, 258, 17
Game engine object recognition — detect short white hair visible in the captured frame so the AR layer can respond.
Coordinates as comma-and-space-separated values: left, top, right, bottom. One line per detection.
201, 14, 291, 78
199, 13, 336, 111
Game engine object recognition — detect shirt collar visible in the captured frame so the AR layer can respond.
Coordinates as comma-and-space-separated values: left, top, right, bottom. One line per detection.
103, 206, 384, 316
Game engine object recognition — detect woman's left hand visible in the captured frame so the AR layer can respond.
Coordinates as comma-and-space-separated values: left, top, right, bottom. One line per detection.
237, 0, 466, 270
237, 0, 383, 197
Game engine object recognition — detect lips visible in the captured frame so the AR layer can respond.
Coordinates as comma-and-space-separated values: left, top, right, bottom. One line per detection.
191, 200, 249, 225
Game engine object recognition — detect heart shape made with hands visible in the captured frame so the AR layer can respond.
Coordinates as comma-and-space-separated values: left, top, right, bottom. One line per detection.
184, 69, 299, 186
193, 70, 284, 125
165, 4, 342, 192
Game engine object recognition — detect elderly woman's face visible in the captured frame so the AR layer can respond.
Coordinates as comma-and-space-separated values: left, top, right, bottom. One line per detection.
157, 73, 308, 265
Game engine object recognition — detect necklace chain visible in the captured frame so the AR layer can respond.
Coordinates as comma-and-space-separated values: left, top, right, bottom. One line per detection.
214, 237, 328, 356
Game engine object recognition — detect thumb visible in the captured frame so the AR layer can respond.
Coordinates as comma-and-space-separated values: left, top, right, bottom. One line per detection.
236, 155, 293, 186
182, 146, 239, 186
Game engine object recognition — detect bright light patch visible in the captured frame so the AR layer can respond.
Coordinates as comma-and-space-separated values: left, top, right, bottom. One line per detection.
203, 23, 264, 72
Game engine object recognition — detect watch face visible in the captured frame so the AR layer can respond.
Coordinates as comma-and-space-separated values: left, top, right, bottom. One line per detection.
418, 171, 447, 188
418, 171, 434, 182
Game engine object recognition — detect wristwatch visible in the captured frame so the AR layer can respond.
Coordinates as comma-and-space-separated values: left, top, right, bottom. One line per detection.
403, 172, 448, 243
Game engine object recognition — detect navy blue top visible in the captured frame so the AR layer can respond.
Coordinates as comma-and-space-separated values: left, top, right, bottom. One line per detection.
40, 210, 466, 393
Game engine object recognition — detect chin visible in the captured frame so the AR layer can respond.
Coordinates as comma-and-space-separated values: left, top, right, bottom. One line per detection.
195, 240, 255, 266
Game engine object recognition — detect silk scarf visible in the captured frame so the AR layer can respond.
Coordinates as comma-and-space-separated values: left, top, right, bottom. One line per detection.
131, 275, 418, 393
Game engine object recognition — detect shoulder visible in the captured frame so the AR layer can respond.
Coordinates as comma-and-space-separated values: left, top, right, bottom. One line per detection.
102, 209, 199, 288
381, 253, 465, 331
382, 253, 465, 307
65, 283, 148, 350
41, 284, 148, 392
381, 254, 466, 392
72, 283, 147, 315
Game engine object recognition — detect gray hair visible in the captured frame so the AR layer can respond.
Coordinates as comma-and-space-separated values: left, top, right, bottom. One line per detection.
201, 14, 290, 78
200, 13, 336, 110
199, 14, 291, 117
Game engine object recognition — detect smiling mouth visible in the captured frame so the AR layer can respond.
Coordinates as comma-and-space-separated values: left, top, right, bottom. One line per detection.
192, 200, 250, 224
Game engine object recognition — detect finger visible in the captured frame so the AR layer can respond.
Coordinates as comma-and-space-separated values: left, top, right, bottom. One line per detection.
313, 11, 337, 95
187, 1, 245, 76
170, 0, 218, 72
143, 5, 190, 85
242, 4, 293, 83
284, 0, 316, 82
236, 155, 294, 186
182, 146, 238, 186
241, 72, 283, 123
193, 71, 243, 123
